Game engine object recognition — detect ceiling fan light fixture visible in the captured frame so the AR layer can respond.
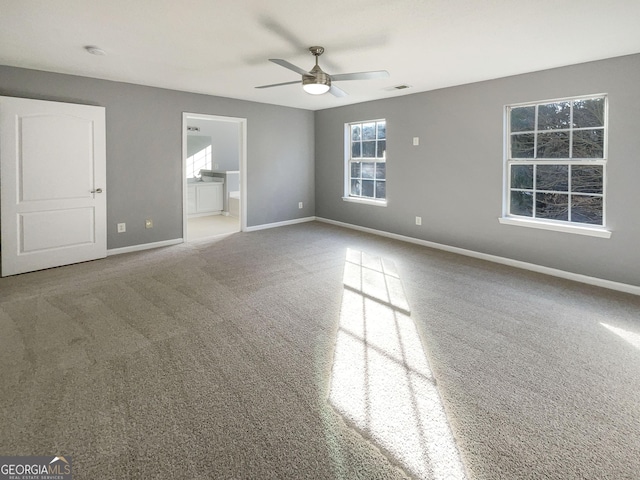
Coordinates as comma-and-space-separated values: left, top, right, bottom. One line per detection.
302, 80, 330, 95
303, 84, 330, 95
302, 69, 331, 95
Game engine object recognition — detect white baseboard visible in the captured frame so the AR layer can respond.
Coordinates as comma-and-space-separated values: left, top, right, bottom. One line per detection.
244, 216, 316, 232
107, 238, 183, 256
316, 217, 640, 296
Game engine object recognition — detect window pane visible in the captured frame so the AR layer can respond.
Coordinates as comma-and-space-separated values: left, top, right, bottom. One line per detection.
573, 129, 604, 158
351, 125, 361, 141
375, 162, 386, 180
351, 161, 361, 178
361, 162, 375, 179
511, 164, 533, 189
506, 96, 606, 228
573, 98, 604, 128
377, 140, 386, 158
362, 141, 376, 157
362, 180, 374, 197
377, 122, 386, 139
536, 164, 568, 191
538, 102, 571, 130
510, 191, 533, 216
511, 133, 535, 158
571, 195, 603, 225
375, 180, 386, 199
350, 179, 361, 196
571, 165, 603, 194
362, 123, 376, 140
537, 131, 570, 158
510, 106, 535, 132
536, 193, 569, 221
351, 142, 361, 158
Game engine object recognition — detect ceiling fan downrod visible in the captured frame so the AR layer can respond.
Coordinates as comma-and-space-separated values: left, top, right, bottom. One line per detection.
303, 46, 331, 94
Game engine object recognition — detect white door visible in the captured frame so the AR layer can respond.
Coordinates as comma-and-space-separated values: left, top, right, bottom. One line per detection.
0, 96, 106, 276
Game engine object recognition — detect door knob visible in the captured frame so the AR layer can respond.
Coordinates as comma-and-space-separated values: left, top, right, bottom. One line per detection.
91, 188, 103, 194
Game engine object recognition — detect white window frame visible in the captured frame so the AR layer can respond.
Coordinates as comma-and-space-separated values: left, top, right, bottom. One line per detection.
343, 119, 387, 207
500, 94, 611, 238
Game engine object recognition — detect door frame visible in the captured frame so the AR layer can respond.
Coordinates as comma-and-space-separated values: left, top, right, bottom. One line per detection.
181, 112, 247, 241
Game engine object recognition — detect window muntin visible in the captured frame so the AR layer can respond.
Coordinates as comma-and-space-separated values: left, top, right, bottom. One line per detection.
347, 120, 386, 202
506, 95, 606, 227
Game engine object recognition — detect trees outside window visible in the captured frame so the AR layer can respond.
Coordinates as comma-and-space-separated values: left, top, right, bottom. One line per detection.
506, 95, 607, 226
347, 119, 386, 203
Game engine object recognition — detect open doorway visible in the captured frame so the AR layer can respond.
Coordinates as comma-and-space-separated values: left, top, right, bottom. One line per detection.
182, 113, 247, 242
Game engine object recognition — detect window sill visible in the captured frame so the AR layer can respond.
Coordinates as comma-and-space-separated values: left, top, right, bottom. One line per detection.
498, 217, 611, 238
342, 196, 387, 207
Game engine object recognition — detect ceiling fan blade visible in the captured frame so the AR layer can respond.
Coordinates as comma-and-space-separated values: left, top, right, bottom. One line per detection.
269, 59, 309, 76
329, 85, 348, 97
255, 80, 300, 89
331, 70, 390, 82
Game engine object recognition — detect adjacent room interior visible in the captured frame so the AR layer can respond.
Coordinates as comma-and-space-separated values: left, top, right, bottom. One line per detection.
183, 113, 243, 242
1, 1, 639, 479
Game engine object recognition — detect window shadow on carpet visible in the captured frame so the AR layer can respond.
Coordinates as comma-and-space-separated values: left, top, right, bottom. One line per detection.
329, 248, 467, 480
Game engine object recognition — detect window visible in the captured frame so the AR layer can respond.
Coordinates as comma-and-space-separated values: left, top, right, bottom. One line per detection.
186, 140, 212, 179
345, 119, 386, 204
503, 94, 608, 234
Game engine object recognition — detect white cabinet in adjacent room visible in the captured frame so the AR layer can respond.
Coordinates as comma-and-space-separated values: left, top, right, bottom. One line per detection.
187, 185, 197, 214
197, 183, 222, 212
187, 181, 223, 216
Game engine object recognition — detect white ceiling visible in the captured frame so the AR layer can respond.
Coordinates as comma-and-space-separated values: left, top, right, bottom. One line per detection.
2, 0, 640, 111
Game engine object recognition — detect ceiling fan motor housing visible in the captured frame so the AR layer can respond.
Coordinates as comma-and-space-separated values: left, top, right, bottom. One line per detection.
303, 64, 331, 88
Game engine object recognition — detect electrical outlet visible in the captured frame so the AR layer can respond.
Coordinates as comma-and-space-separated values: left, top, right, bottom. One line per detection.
298, 202, 303, 209
145, 219, 153, 229
413, 137, 420, 146
117, 223, 126, 233
415, 216, 422, 226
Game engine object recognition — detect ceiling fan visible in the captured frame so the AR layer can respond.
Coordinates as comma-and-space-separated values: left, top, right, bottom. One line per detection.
256, 46, 389, 97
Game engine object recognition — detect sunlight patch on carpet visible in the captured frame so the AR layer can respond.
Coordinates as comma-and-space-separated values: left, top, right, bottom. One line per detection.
601, 322, 640, 350
329, 248, 467, 480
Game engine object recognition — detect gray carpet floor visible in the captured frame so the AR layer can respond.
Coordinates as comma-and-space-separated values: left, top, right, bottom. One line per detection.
1, 221, 639, 479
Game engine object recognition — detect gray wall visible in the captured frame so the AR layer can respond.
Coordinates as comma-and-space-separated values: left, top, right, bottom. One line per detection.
315, 54, 640, 287
0, 66, 315, 249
